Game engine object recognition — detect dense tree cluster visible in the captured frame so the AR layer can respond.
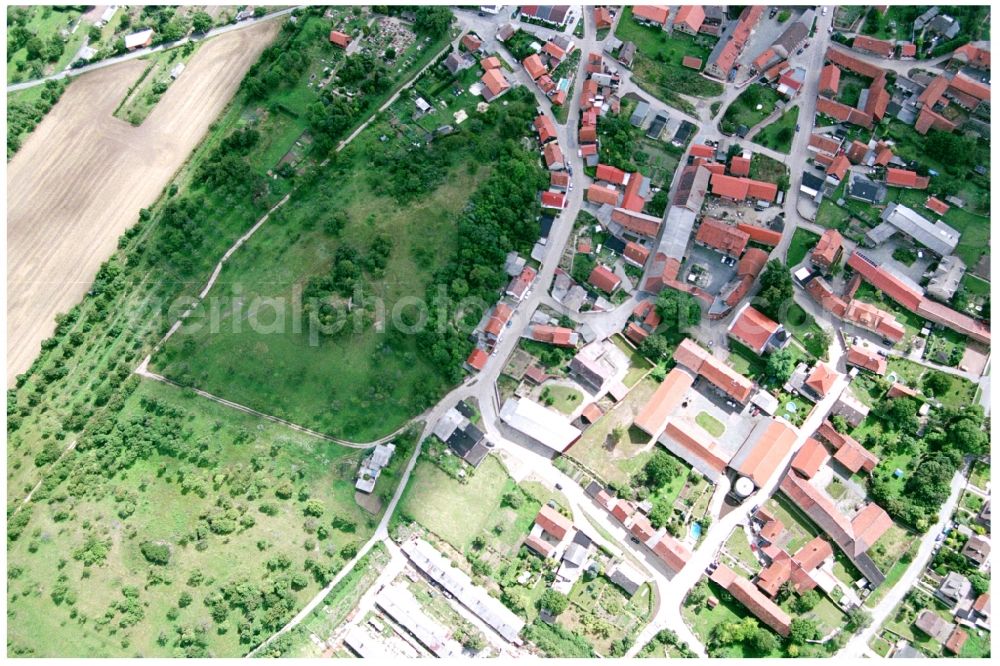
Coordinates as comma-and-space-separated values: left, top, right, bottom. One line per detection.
7, 79, 66, 156
754, 260, 794, 321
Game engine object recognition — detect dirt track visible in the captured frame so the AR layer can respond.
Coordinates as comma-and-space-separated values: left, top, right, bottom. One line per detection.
6, 19, 280, 386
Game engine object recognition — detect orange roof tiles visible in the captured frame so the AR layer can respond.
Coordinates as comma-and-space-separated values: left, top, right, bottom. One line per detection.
466, 348, 488, 371
899, 42, 916, 58
852, 35, 895, 57
330, 31, 352, 48
819, 63, 840, 95
611, 208, 661, 238
689, 143, 716, 159
484, 302, 513, 336
761, 518, 784, 542
534, 114, 557, 143
620, 172, 646, 212
596, 164, 629, 185
682, 55, 703, 69
524, 534, 555, 557
819, 422, 879, 474
542, 41, 565, 61
736, 223, 782, 247
809, 133, 841, 155
652, 534, 691, 573
695, 217, 750, 257
480, 55, 502, 70
481, 68, 510, 98
791, 438, 829, 479
523, 53, 546, 80
886, 168, 928, 189
728, 305, 780, 354
587, 183, 620, 206
531, 325, 575, 347
543, 141, 564, 168
736, 249, 768, 278
793, 536, 833, 572
634, 367, 694, 436
629, 514, 656, 542
588, 265, 621, 293
826, 154, 851, 181
673, 6, 705, 33
952, 43, 990, 69
945, 627, 969, 655
662, 421, 730, 476
846, 344, 887, 375
847, 252, 924, 311
949, 73, 990, 102
461, 34, 482, 52
850, 503, 892, 550
579, 125, 597, 143
593, 7, 612, 29
887, 382, 918, 399
925, 197, 951, 216
540, 190, 565, 209
550, 171, 570, 189
734, 420, 797, 488
673, 338, 754, 403
730, 155, 751, 177
536, 505, 573, 541
581, 402, 603, 423
625, 321, 650, 345
710, 173, 778, 202
624, 241, 650, 266
710, 564, 791, 636
805, 362, 838, 397
813, 229, 843, 268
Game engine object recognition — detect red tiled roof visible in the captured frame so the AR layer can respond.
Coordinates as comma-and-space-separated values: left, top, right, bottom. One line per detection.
330, 31, 351, 48
753, 47, 778, 71
629, 514, 656, 542
624, 241, 650, 266
587, 183, 620, 206
710, 173, 777, 202
951, 43, 990, 69
847, 252, 924, 311
611, 208, 661, 238
757, 550, 791, 596
531, 325, 575, 347
792, 536, 833, 572
621, 172, 645, 212
674, 5, 705, 33
550, 171, 570, 189
480, 55, 501, 70
850, 503, 892, 551
523, 53, 546, 80
536, 74, 556, 94
542, 40, 565, 61
845, 140, 866, 164
689, 143, 716, 159
809, 134, 841, 155
736, 223, 782, 247
466, 348, 488, 371
805, 362, 838, 397
790, 438, 828, 479
710, 564, 791, 636
730, 155, 751, 177
625, 321, 650, 345
593, 7, 612, 29
536, 505, 573, 541
581, 402, 603, 423
588, 265, 621, 293
899, 42, 916, 58
682, 55, 702, 70
761, 518, 784, 542
540, 190, 566, 209
462, 34, 482, 52
826, 154, 851, 181
887, 382, 918, 399
543, 141, 564, 168
481, 68, 510, 97
634, 367, 693, 436
728, 305, 779, 354
580, 143, 598, 156
825, 46, 884, 78
948, 73, 990, 102
707, 6, 764, 79
945, 627, 969, 655
737, 247, 769, 277
925, 197, 951, 216
813, 229, 843, 268
651, 533, 691, 573
633, 5, 670, 26
846, 344, 887, 375
734, 420, 797, 488
805, 276, 849, 318
886, 168, 927, 189
873, 143, 893, 166
916, 298, 990, 345
852, 35, 895, 57
673, 338, 754, 403
579, 125, 597, 143
524, 534, 555, 557
918, 73, 950, 108
534, 114, 557, 143
484, 302, 513, 336
695, 217, 750, 257
819, 64, 840, 94
596, 164, 629, 185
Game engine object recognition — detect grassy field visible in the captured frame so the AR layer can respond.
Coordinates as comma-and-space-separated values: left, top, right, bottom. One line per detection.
786, 227, 820, 267
542, 384, 585, 414
695, 411, 725, 437
720, 85, 782, 135
6, 379, 382, 657
615, 6, 722, 114
153, 17, 537, 442
610, 334, 653, 387
883, 187, 990, 268
566, 377, 660, 485
887, 358, 976, 410
724, 528, 760, 574
754, 106, 799, 154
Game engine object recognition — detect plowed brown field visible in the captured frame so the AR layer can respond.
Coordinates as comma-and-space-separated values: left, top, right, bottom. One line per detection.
6, 19, 280, 385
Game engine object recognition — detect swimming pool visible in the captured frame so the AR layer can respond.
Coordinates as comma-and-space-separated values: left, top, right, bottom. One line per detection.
691, 522, 702, 539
